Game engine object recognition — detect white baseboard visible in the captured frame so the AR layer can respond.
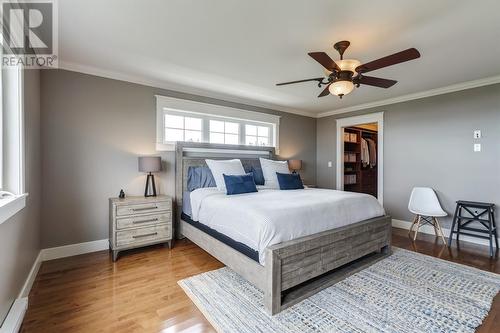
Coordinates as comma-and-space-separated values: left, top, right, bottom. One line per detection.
41, 238, 109, 261
392, 218, 500, 247
1, 252, 42, 333
18, 251, 42, 299
0, 297, 28, 333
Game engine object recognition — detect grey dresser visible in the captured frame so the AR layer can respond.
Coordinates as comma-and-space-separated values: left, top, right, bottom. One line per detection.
109, 195, 173, 261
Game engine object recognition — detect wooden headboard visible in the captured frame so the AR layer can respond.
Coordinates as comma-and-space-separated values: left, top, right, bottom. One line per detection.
174, 142, 275, 238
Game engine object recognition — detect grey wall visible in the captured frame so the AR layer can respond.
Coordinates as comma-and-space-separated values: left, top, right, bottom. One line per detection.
40, 70, 316, 248
0, 70, 41, 323
316, 84, 500, 227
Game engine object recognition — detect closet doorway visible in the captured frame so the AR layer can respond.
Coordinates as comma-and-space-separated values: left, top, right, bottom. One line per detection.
336, 112, 383, 205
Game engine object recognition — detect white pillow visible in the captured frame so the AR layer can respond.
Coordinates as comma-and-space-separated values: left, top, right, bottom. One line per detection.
259, 158, 290, 189
205, 159, 246, 191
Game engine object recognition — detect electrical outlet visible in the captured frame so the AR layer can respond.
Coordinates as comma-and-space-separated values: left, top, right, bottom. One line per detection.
474, 143, 481, 152
473, 130, 481, 139
328, 161, 333, 168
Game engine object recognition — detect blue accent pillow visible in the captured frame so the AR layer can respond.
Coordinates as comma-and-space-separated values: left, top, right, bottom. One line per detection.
276, 172, 304, 190
250, 166, 265, 185
223, 173, 258, 195
187, 166, 216, 191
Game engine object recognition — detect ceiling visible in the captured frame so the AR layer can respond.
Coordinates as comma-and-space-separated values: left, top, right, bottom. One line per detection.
59, 0, 500, 117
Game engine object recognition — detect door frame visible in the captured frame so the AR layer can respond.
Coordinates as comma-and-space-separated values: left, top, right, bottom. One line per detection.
336, 112, 384, 205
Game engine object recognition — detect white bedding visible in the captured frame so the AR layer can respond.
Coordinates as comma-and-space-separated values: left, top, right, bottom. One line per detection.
189, 187, 385, 264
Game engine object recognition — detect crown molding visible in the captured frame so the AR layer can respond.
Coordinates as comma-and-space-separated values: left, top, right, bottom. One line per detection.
57, 61, 316, 118
56, 61, 500, 119
317, 75, 500, 118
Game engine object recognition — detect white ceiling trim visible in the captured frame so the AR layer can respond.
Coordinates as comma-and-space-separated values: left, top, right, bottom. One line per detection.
57, 61, 316, 118
317, 75, 500, 118
58, 61, 500, 120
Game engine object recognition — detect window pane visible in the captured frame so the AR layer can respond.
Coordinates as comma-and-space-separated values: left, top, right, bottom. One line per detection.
225, 122, 239, 134
165, 114, 184, 129
245, 124, 256, 136
210, 132, 225, 144
210, 120, 224, 133
184, 130, 202, 142
257, 126, 269, 137
185, 117, 202, 131
165, 128, 184, 142
258, 136, 269, 146
225, 134, 239, 145
246, 135, 257, 146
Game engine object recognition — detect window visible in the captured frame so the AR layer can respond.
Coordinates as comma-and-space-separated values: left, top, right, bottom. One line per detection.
156, 95, 280, 152
209, 120, 239, 144
164, 114, 202, 143
245, 124, 271, 146
0, 62, 26, 225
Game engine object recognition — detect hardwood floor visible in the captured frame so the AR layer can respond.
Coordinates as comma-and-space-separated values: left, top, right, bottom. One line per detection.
22, 229, 500, 332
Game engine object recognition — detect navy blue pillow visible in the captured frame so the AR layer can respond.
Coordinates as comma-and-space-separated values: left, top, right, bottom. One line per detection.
187, 166, 216, 191
276, 172, 304, 190
250, 166, 265, 186
223, 173, 258, 195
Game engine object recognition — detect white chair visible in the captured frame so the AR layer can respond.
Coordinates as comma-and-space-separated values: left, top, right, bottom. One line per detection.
408, 187, 448, 245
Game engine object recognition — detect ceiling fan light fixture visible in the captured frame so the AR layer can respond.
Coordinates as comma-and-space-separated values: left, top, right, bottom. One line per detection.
329, 80, 354, 98
337, 59, 362, 75
323, 58, 361, 76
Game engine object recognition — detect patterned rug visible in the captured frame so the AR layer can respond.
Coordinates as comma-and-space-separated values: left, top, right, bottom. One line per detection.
179, 248, 500, 333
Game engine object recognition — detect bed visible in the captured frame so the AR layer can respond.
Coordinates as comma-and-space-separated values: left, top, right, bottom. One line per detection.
175, 142, 392, 315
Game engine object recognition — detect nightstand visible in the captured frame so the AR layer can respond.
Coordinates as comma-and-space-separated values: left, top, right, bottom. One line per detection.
109, 195, 173, 261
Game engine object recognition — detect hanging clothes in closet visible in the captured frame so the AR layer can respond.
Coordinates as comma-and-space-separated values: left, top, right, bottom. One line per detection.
366, 138, 377, 167
361, 138, 377, 168
361, 138, 370, 167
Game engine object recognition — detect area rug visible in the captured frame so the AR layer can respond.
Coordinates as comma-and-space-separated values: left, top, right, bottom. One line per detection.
178, 248, 500, 333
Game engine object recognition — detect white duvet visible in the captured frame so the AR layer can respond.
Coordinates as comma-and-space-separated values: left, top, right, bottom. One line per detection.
190, 187, 385, 264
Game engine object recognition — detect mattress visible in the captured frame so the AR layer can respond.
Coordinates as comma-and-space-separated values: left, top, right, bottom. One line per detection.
181, 212, 260, 262
189, 187, 385, 264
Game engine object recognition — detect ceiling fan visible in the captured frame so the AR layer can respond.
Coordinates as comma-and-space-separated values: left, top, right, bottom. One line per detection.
276, 41, 420, 99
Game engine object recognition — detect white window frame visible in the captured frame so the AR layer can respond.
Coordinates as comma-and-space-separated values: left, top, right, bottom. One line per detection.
0, 62, 27, 226
156, 95, 280, 153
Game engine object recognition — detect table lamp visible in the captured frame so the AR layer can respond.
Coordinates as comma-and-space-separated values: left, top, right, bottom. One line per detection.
288, 159, 302, 174
138, 156, 161, 197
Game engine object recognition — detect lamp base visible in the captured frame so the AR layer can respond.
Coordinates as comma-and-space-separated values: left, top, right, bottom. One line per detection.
144, 173, 157, 197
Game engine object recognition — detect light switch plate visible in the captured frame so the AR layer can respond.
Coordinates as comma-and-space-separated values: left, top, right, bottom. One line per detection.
474, 130, 481, 139
328, 161, 333, 168
474, 143, 481, 152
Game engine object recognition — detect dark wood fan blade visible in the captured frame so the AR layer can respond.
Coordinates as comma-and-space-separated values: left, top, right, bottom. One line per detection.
308, 52, 340, 72
357, 75, 397, 88
276, 77, 324, 86
356, 48, 420, 73
318, 84, 331, 97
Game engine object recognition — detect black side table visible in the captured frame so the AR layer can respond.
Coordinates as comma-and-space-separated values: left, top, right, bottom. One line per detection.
448, 200, 497, 257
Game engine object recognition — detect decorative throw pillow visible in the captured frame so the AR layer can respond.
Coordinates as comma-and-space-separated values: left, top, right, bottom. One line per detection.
250, 166, 265, 186
223, 173, 258, 195
187, 166, 216, 191
205, 159, 246, 191
259, 158, 290, 189
276, 172, 304, 190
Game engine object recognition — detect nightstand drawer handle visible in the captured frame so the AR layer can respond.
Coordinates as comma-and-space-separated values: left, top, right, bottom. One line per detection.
133, 232, 158, 239
133, 218, 158, 224
132, 206, 158, 211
